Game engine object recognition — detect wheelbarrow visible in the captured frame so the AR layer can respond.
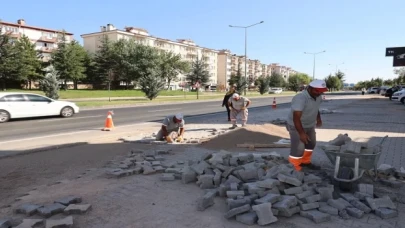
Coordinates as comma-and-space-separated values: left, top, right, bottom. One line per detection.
323, 135, 388, 191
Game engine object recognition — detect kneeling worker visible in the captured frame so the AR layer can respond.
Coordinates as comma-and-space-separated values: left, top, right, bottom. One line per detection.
286, 80, 328, 171
156, 113, 185, 143
228, 93, 251, 129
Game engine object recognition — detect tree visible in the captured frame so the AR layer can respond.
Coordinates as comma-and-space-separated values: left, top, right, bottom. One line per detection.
255, 76, 270, 95
138, 68, 166, 100
228, 65, 247, 94
158, 51, 190, 89
324, 75, 341, 91
335, 70, 345, 81
0, 27, 21, 90
40, 65, 60, 100
187, 56, 210, 99
15, 36, 43, 89
93, 35, 116, 88
383, 79, 394, 87
51, 33, 87, 89
287, 74, 302, 92
295, 73, 312, 85
269, 73, 285, 87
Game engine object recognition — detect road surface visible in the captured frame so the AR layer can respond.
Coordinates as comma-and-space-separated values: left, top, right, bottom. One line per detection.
0, 93, 358, 142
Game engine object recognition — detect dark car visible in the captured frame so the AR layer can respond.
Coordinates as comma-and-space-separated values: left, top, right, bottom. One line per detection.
385, 87, 398, 100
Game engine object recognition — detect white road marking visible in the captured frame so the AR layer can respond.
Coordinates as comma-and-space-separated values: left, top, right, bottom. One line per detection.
147, 108, 181, 112
35, 115, 104, 122
0, 122, 154, 144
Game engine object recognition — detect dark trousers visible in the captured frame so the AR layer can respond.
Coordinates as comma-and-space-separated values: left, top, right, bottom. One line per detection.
225, 105, 231, 120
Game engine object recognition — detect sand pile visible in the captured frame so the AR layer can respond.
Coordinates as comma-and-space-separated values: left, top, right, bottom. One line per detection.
200, 124, 290, 150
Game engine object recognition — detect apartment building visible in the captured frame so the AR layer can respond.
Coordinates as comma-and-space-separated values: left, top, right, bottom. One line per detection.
81, 24, 218, 90
0, 19, 74, 62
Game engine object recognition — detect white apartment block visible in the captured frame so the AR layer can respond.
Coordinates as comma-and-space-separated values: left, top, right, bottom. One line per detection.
270, 63, 297, 81
0, 19, 74, 62
81, 24, 218, 90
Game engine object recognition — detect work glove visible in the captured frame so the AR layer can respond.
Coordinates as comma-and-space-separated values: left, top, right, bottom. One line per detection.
240, 107, 246, 110
176, 136, 183, 142
165, 136, 173, 143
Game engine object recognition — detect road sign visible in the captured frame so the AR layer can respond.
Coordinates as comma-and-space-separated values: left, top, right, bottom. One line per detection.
194, 82, 200, 88
393, 55, 405, 67
385, 47, 405, 67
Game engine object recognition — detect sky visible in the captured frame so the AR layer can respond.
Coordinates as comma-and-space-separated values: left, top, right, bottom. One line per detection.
2, 0, 405, 83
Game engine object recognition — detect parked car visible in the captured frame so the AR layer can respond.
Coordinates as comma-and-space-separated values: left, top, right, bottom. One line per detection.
0, 92, 80, 123
385, 87, 398, 99
269, 88, 283, 94
391, 89, 405, 103
367, 87, 379, 94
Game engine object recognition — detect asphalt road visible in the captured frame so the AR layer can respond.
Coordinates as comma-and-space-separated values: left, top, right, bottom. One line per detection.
0, 92, 359, 142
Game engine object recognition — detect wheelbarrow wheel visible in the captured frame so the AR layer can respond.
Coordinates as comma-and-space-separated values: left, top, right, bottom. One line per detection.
337, 167, 354, 192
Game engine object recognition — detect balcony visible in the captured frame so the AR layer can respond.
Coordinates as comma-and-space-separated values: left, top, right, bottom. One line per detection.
8, 33, 21, 39
40, 47, 55, 53
38, 36, 58, 43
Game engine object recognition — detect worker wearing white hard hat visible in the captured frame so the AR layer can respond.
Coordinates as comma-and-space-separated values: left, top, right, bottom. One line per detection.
228, 93, 251, 129
156, 113, 185, 143
286, 80, 328, 171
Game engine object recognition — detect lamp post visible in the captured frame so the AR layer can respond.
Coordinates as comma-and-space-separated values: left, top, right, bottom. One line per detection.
329, 62, 345, 74
304, 50, 326, 80
229, 21, 264, 95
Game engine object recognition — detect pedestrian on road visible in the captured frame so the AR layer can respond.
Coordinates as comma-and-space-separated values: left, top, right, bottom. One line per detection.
228, 93, 251, 129
222, 85, 236, 121
286, 80, 328, 171
156, 113, 185, 143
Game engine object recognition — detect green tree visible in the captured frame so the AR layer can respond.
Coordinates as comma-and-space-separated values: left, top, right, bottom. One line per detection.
383, 79, 394, 87
0, 27, 21, 90
287, 74, 302, 92
325, 75, 341, 91
51, 33, 87, 89
138, 67, 165, 100
269, 73, 285, 87
40, 65, 60, 99
335, 70, 345, 81
187, 56, 210, 99
158, 51, 190, 89
228, 64, 247, 93
15, 36, 43, 89
295, 73, 312, 85
93, 35, 117, 88
255, 76, 270, 95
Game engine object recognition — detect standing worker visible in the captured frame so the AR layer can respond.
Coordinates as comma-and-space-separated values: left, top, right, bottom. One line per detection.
286, 80, 328, 171
156, 113, 185, 143
222, 85, 236, 121
228, 93, 251, 129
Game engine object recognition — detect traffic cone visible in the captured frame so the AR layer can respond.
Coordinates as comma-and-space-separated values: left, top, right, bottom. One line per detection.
102, 111, 114, 131
272, 97, 277, 109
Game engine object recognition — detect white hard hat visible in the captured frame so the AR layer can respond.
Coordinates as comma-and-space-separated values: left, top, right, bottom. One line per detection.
232, 93, 240, 99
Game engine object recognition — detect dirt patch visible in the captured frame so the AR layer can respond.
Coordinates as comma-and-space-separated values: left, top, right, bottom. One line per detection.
199, 123, 290, 150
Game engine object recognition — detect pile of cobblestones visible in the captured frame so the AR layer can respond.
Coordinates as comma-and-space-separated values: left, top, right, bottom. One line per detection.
104, 148, 400, 226
0, 196, 91, 228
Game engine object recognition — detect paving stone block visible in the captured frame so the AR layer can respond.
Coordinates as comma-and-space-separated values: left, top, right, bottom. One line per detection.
191, 161, 210, 175
235, 212, 257, 225
15, 204, 41, 216
284, 186, 303, 195
252, 203, 278, 225
300, 202, 319, 211
238, 168, 258, 182
45, 216, 73, 228
197, 175, 215, 189
160, 173, 176, 181
339, 193, 358, 202
230, 183, 238, 191
165, 168, 183, 174
342, 141, 362, 153
154, 156, 164, 161
142, 165, 156, 175
339, 209, 350, 220
257, 168, 265, 180
181, 167, 197, 184
229, 157, 239, 166
379, 179, 403, 188
316, 187, 334, 202
37, 203, 66, 218
227, 198, 250, 210
300, 210, 331, 224
365, 197, 396, 210
213, 169, 222, 187
224, 204, 251, 219
354, 191, 372, 201
304, 194, 322, 203
319, 205, 339, 215
346, 207, 364, 219
63, 204, 92, 215
349, 200, 371, 213
327, 198, 350, 211
224, 175, 242, 186
197, 191, 216, 211
15, 219, 43, 228
219, 184, 228, 197
303, 174, 322, 184
292, 170, 305, 182
254, 193, 281, 204
377, 164, 395, 175
273, 195, 298, 210
204, 168, 215, 175
151, 161, 161, 166
321, 145, 341, 151
302, 183, 317, 191
222, 166, 239, 178
277, 173, 302, 187
296, 190, 315, 200
328, 134, 351, 146
358, 183, 374, 196
0, 219, 11, 228
271, 208, 279, 216
375, 208, 398, 219
256, 179, 280, 189
153, 166, 165, 173
278, 206, 300, 217
226, 190, 245, 198
244, 194, 259, 204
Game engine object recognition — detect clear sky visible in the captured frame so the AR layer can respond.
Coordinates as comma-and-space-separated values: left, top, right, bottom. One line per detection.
2, 0, 405, 83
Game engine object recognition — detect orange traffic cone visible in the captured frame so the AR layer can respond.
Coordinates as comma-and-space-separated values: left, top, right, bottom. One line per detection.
272, 97, 277, 109
102, 111, 114, 131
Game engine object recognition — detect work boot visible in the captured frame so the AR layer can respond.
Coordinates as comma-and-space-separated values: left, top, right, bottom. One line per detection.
301, 163, 321, 170
229, 124, 238, 129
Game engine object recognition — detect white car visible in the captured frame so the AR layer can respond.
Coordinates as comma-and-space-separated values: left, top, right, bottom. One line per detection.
391, 89, 405, 103
269, 88, 283, 94
0, 92, 79, 123
367, 87, 379, 94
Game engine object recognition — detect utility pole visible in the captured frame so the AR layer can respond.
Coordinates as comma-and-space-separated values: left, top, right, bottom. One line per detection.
304, 50, 326, 80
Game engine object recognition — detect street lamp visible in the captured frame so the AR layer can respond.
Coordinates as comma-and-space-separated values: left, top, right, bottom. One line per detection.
329, 62, 345, 74
229, 21, 264, 95
304, 50, 326, 80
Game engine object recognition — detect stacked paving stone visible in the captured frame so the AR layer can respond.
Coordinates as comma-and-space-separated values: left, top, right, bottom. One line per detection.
321, 134, 381, 154
1, 196, 91, 228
